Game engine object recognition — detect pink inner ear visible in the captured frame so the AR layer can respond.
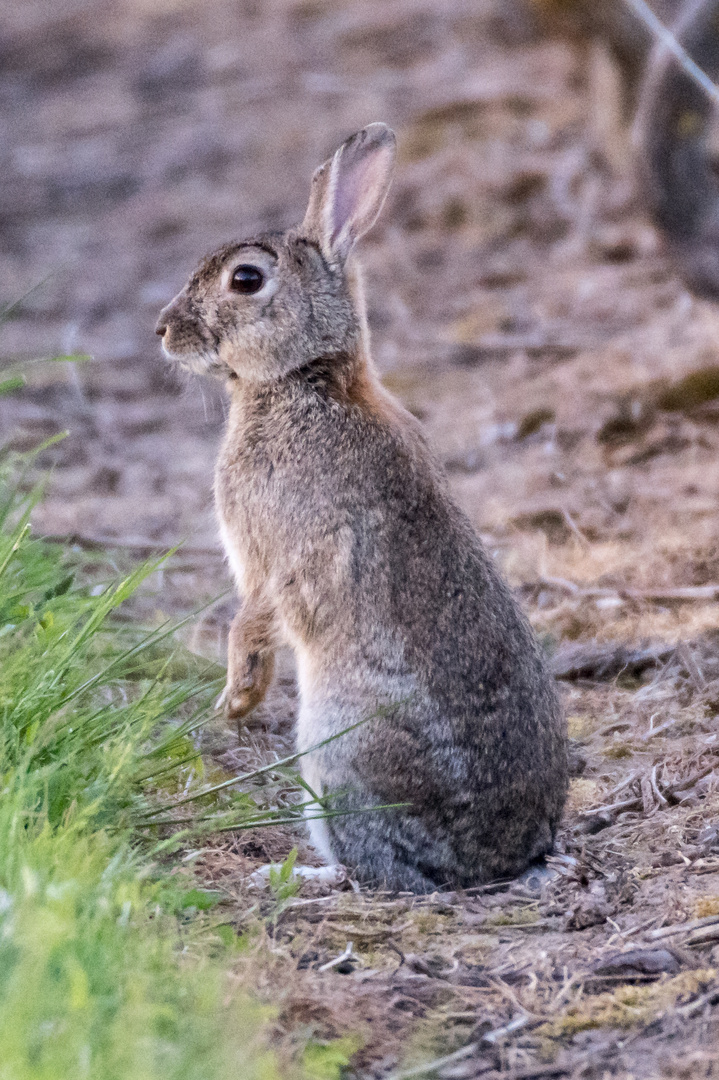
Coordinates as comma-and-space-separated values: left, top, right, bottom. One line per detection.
331, 151, 388, 247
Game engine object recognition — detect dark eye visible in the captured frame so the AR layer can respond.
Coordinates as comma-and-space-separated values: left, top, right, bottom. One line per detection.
230, 264, 265, 294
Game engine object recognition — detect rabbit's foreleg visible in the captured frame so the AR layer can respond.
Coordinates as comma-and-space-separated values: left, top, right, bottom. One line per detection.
217, 596, 276, 725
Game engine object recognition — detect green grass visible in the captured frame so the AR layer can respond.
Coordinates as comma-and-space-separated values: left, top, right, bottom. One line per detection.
0, 449, 295, 1080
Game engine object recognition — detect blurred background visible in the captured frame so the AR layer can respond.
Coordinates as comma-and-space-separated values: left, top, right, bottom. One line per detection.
4, 0, 719, 653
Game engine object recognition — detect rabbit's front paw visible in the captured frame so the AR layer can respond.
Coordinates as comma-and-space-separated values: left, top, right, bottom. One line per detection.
218, 650, 274, 721
217, 680, 264, 720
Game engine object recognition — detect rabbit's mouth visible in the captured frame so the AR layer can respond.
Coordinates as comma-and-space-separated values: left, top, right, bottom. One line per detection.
161, 340, 229, 379
156, 293, 226, 376
157, 316, 226, 376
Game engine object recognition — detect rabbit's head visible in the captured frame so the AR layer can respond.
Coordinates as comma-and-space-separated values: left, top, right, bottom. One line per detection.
156, 123, 396, 381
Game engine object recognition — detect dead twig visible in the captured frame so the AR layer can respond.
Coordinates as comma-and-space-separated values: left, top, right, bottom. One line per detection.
561, 507, 590, 548
666, 764, 718, 802
621, 915, 661, 939
607, 771, 644, 799
551, 641, 673, 682
685, 925, 719, 947
647, 914, 719, 941
281, 895, 339, 911
462, 879, 516, 896
650, 764, 668, 807
688, 859, 719, 875
383, 1040, 480, 1080
474, 331, 598, 356
679, 642, 706, 691
327, 921, 413, 939
580, 795, 642, 820
641, 718, 678, 741
548, 970, 582, 1013
677, 982, 719, 1018
488, 978, 539, 1021
583, 758, 718, 826
538, 577, 719, 603
483, 1066, 570, 1080
483, 1012, 531, 1044
641, 774, 655, 815
386, 940, 406, 968
317, 940, 357, 972
386, 1012, 539, 1079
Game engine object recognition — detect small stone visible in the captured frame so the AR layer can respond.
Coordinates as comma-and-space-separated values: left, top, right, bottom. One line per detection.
592, 948, 681, 980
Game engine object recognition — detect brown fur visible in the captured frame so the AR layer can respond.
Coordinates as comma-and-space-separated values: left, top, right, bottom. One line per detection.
157, 124, 568, 892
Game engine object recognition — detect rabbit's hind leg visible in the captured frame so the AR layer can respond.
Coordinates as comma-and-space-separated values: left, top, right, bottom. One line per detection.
326, 804, 456, 894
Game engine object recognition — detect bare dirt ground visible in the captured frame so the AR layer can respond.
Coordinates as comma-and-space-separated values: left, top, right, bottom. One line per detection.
3, 1, 719, 1076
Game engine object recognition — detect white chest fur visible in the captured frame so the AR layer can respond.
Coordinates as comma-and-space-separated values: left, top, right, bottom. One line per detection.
217, 515, 246, 591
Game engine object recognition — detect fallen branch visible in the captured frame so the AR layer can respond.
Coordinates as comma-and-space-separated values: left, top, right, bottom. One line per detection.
688, 859, 719, 875
327, 921, 413, 940
551, 640, 673, 682
665, 764, 719, 802
472, 331, 598, 356
581, 760, 719, 828
650, 764, 668, 807
383, 1014, 540, 1080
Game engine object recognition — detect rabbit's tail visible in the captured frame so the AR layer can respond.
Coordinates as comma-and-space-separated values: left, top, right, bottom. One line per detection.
524, 819, 555, 864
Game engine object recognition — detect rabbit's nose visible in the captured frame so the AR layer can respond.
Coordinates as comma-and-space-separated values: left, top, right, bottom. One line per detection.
155, 322, 167, 337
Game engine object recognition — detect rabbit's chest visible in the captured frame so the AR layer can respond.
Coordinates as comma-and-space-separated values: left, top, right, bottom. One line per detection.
215, 451, 306, 576
215, 466, 271, 580
215, 447, 363, 635
216, 513, 247, 590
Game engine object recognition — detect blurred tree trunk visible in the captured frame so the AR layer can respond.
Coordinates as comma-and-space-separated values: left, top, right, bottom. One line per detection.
530, 0, 719, 299
529, 0, 683, 88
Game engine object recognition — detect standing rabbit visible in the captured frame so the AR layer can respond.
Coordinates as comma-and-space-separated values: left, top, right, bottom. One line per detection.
156, 124, 568, 892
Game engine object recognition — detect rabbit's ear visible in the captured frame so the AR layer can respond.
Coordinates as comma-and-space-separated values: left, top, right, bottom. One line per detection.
302, 123, 396, 262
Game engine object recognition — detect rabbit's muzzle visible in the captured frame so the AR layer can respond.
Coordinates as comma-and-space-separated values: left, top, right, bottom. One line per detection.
155, 294, 222, 374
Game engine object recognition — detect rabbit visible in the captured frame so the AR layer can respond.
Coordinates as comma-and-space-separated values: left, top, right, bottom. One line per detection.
156, 123, 568, 893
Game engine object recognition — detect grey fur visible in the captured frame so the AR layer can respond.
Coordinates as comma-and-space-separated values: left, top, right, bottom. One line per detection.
156, 123, 568, 892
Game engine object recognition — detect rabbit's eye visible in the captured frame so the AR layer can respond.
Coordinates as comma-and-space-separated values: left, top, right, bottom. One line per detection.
230, 265, 265, 294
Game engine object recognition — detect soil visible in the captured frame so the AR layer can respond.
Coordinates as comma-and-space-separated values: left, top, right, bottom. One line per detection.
3, 1, 719, 1076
